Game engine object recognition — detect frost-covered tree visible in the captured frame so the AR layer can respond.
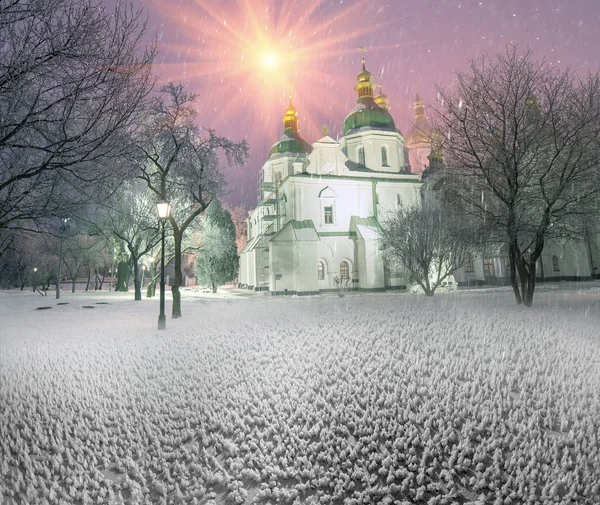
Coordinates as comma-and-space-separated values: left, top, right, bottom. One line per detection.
195, 200, 238, 293
0, 0, 155, 257
99, 182, 162, 300
135, 83, 248, 317
379, 202, 473, 296
431, 46, 600, 306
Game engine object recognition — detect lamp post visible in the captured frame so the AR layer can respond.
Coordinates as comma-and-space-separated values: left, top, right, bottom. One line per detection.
109, 246, 115, 292
156, 200, 172, 330
33, 267, 38, 293
56, 218, 69, 300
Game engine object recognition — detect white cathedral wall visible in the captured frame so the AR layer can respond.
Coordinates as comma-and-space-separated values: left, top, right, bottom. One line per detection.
308, 141, 348, 176
292, 179, 374, 229
540, 241, 591, 279
355, 228, 385, 289
317, 238, 356, 290
342, 132, 405, 173
239, 252, 248, 286
269, 239, 319, 294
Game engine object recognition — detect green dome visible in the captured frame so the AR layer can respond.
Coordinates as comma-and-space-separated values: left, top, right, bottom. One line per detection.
343, 97, 396, 135
269, 127, 312, 157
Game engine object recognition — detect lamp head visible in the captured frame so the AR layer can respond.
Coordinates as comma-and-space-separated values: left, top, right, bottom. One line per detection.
156, 200, 172, 220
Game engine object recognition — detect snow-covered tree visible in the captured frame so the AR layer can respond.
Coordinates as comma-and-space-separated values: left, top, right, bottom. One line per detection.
135, 83, 248, 317
379, 202, 473, 296
0, 0, 155, 257
431, 46, 600, 306
99, 182, 162, 300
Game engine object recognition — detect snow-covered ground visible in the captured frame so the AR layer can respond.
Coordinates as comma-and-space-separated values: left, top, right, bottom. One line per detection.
1, 284, 599, 504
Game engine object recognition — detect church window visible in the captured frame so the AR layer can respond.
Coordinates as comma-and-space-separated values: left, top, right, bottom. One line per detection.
275, 171, 282, 186
324, 206, 333, 224
358, 147, 365, 167
381, 146, 388, 166
396, 194, 402, 207
483, 258, 495, 277
464, 256, 474, 273
340, 261, 350, 280
317, 262, 325, 280
552, 255, 560, 272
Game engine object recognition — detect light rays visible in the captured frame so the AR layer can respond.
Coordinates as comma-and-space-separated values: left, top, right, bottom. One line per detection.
150, 0, 385, 143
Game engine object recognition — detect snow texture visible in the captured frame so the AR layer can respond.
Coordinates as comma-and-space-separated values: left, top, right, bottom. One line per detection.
1, 285, 599, 504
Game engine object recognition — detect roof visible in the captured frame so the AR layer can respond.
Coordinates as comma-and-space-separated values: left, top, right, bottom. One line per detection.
269, 128, 312, 158
239, 235, 261, 254
272, 219, 320, 242
351, 216, 380, 229
343, 97, 396, 136
350, 215, 381, 240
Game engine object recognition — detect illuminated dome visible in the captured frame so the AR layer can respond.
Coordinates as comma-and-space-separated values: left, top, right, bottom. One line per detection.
269, 96, 312, 157
406, 92, 431, 145
343, 102, 396, 135
375, 86, 390, 112
343, 58, 396, 135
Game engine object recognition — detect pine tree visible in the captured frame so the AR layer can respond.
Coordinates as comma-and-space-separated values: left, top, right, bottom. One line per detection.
195, 200, 239, 293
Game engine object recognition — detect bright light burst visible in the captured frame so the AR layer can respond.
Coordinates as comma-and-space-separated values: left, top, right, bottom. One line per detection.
262, 52, 280, 69
151, 0, 385, 142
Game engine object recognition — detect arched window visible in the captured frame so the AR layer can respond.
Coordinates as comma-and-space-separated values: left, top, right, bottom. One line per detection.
552, 255, 560, 272
396, 193, 402, 207
340, 261, 349, 280
358, 147, 365, 167
317, 262, 325, 280
275, 171, 282, 186
381, 146, 388, 166
483, 258, 495, 277
464, 255, 474, 273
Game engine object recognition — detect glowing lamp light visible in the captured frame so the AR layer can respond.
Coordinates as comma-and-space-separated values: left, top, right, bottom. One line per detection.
156, 200, 172, 220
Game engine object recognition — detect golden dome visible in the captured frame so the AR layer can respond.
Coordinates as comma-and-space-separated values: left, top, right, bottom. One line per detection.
375, 84, 390, 111
282, 95, 298, 130
354, 57, 375, 101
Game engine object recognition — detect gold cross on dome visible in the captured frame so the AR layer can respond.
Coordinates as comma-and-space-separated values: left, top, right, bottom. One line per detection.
287, 83, 293, 100
359, 44, 368, 64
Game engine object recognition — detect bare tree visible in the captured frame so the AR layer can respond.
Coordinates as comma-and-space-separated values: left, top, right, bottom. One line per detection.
0, 0, 155, 255
99, 182, 162, 300
136, 83, 248, 318
379, 203, 473, 296
431, 47, 600, 306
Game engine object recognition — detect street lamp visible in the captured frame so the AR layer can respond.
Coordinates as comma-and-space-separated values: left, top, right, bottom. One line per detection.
33, 267, 38, 293
156, 200, 172, 330
56, 217, 70, 300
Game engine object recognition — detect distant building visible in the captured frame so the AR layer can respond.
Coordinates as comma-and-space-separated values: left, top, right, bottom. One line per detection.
404, 93, 432, 175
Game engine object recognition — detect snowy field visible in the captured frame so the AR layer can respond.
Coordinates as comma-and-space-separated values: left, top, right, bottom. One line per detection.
1, 285, 600, 505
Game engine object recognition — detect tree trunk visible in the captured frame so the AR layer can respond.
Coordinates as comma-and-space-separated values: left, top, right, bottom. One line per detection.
522, 260, 536, 307
116, 261, 130, 291
212, 282, 217, 294
146, 281, 156, 298
85, 266, 91, 291
172, 229, 182, 318
509, 241, 523, 305
132, 259, 142, 301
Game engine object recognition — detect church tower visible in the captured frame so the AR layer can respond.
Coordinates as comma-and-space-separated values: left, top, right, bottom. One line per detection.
405, 93, 432, 175
339, 56, 407, 174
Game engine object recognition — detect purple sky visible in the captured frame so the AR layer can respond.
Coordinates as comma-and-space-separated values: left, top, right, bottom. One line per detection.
125, 0, 600, 209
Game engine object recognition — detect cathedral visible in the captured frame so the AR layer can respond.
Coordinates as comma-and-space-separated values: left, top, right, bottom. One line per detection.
239, 59, 599, 294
